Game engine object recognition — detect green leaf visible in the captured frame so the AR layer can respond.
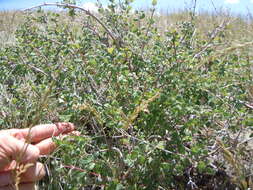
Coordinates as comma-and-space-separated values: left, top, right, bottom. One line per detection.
139, 12, 145, 19
88, 162, 96, 170
156, 141, 165, 149
116, 184, 125, 190
107, 47, 114, 54
59, 114, 72, 122
197, 161, 206, 173
152, 0, 157, 6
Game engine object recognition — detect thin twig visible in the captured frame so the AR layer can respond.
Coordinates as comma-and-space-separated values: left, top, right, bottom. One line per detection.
237, 137, 253, 147
238, 100, 253, 110
244, 103, 253, 109
193, 19, 231, 59
141, 8, 156, 57
115, 127, 184, 156
62, 164, 100, 177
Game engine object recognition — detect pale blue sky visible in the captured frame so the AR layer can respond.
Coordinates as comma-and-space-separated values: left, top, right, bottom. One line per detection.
0, 0, 253, 15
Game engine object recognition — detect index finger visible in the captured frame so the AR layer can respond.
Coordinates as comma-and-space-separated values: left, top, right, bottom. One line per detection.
16, 122, 75, 143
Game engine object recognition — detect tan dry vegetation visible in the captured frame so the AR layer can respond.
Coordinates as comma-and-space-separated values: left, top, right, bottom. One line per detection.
0, 11, 24, 47
1, 9, 253, 47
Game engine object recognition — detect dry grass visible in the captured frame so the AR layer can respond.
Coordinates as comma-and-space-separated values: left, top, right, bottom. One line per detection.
0, 11, 24, 47
1, 9, 253, 48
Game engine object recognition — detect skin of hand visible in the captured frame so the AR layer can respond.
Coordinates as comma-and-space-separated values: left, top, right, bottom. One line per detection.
0, 122, 76, 190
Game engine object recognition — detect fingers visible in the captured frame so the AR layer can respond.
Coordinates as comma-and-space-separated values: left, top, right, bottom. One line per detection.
35, 130, 81, 155
0, 183, 36, 190
35, 138, 56, 155
0, 123, 77, 170
14, 122, 75, 143
0, 123, 77, 189
0, 135, 39, 170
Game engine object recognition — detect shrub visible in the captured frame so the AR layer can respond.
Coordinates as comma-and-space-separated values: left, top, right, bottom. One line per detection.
0, 0, 252, 189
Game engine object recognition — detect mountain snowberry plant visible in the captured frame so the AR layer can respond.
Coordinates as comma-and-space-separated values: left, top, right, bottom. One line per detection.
0, 0, 252, 189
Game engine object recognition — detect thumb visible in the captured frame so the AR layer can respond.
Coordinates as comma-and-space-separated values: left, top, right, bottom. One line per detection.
0, 135, 40, 170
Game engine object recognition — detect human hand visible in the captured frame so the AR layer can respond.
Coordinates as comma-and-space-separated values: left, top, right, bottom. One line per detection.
0, 122, 76, 190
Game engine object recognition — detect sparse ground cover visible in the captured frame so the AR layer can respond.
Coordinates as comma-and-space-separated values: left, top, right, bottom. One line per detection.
0, 1, 252, 189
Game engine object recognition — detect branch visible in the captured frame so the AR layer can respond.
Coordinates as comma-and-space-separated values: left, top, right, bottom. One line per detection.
193, 19, 231, 59
238, 137, 253, 146
62, 164, 100, 177
244, 103, 253, 110
24, 2, 117, 42
238, 100, 253, 110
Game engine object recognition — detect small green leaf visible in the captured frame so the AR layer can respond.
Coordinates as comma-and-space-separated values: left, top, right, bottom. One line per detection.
197, 161, 206, 173
107, 47, 114, 54
156, 141, 165, 149
116, 184, 125, 190
152, 0, 157, 6
139, 12, 145, 19
88, 162, 96, 170
59, 115, 72, 122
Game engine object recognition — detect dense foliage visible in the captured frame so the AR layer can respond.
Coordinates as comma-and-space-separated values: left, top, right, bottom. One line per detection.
0, 0, 252, 189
